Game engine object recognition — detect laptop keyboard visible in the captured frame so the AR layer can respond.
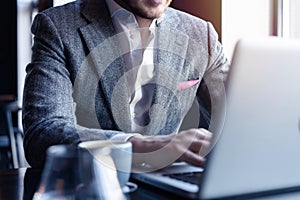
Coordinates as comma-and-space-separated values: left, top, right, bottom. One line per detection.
164, 172, 202, 185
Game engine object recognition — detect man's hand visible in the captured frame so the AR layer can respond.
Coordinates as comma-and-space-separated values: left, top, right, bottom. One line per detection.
129, 128, 212, 172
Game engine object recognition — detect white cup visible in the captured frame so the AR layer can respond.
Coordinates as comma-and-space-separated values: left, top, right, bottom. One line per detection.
78, 140, 132, 191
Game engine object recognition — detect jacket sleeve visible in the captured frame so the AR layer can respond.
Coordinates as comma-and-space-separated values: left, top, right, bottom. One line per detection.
197, 22, 229, 132
22, 13, 122, 168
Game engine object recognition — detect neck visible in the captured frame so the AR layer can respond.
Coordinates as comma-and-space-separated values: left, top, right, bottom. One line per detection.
135, 15, 153, 28
113, 0, 153, 28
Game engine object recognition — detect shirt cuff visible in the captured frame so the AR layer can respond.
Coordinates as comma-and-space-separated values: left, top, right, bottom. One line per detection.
110, 133, 141, 142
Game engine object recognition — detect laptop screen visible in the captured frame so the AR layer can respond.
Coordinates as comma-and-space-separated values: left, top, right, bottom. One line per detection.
200, 37, 300, 199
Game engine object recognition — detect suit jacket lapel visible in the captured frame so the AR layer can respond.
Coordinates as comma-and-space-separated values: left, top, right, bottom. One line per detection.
155, 8, 189, 77
148, 10, 190, 134
78, 0, 132, 131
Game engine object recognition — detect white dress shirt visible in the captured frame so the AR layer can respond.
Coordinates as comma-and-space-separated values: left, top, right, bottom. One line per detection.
106, 0, 163, 141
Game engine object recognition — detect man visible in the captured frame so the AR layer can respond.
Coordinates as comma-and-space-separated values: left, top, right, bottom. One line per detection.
23, 0, 229, 168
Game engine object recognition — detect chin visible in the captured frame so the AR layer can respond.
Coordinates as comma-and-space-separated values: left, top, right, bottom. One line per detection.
128, 0, 170, 19
140, 7, 166, 19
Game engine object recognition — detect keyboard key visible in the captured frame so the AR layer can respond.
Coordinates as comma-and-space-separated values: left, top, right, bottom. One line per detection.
164, 172, 202, 185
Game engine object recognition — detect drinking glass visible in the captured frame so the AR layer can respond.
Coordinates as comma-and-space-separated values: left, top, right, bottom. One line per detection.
32, 144, 79, 200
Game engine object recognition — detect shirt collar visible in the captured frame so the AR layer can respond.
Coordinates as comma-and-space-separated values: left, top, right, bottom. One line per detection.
106, 0, 129, 18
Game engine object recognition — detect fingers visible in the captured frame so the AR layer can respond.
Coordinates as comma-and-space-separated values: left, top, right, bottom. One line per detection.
181, 128, 212, 141
178, 128, 213, 166
179, 149, 206, 167
180, 128, 211, 150
194, 128, 213, 141
130, 128, 213, 169
188, 139, 208, 153
197, 140, 211, 157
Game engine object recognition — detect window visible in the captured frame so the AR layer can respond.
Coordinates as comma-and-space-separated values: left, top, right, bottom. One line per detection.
17, 0, 36, 129
282, 0, 300, 38
222, 0, 272, 61
53, 0, 75, 7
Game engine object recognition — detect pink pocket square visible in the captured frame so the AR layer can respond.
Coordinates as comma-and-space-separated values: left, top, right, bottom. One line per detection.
177, 80, 199, 91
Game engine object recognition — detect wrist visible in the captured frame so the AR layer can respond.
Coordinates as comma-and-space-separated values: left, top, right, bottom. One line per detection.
129, 134, 146, 153
129, 134, 173, 153
130, 134, 178, 171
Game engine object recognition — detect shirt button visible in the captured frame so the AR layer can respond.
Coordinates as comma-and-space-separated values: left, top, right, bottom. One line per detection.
131, 112, 136, 118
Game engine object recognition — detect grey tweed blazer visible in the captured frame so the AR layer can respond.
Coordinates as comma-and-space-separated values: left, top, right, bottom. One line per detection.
22, 0, 229, 167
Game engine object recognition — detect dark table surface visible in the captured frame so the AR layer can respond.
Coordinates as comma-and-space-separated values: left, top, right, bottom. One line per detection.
1, 168, 300, 200
0, 167, 180, 200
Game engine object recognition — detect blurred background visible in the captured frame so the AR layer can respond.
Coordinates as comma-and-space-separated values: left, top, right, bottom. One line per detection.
0, 0, 299, 169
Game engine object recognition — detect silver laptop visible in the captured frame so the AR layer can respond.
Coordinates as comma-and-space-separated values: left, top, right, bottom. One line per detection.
131, 37, 300, 199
